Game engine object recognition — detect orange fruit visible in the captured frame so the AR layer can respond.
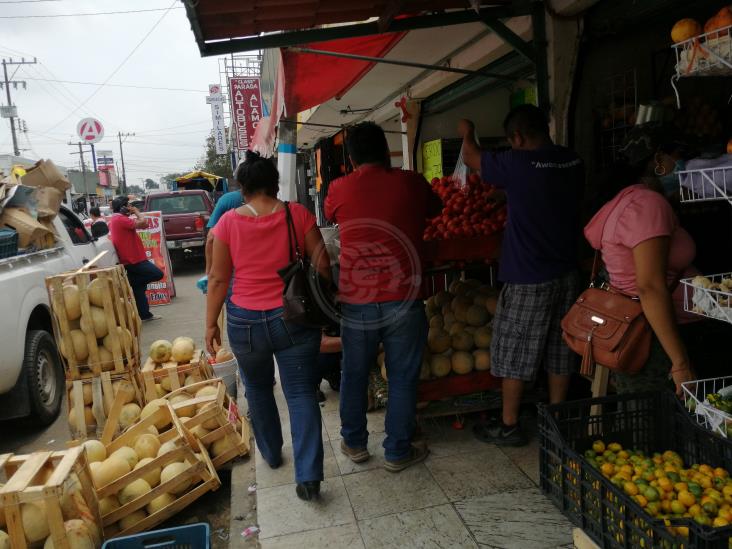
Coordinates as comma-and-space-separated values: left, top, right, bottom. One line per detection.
634, 494, 648, 508
675, 482, 689, 493
699, 464, 714, 476
678, 491, 696, 507
608, 442, 622, 452
624, 482, 640, 496
658, 477, 673, 492
601, 463, 615, 477
670, 500, 686, 515
714, 467, 729, 479
592, 440, 606, 454
713, 516, 729, 528
688, 503, 702, 516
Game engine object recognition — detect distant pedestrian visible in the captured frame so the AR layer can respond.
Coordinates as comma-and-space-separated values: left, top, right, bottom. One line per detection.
109, 196, 163, 322
205, 188, 243, 275
89, 206, 109, 238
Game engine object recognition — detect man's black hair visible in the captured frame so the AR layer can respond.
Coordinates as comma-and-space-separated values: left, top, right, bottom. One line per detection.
346, 122, 390, 167
90, 206, 101, 217
503, 104, 550, 139
112, 195, 129, 213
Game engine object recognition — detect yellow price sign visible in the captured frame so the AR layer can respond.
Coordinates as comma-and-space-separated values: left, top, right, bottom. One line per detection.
422, 139, 443, 182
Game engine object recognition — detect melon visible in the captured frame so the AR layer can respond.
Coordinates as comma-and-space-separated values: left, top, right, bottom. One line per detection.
0, 530, 8, 549
62, 330, 89, 361
429, 315, 443, 329
98, 496, 119, 517
474, 349, 491, 371
140, 399, 171, 430
485, 295, 498, 316
160, 462, 192, 494
451, 332, 474, 351
80, 306, 109, 339
195, 386, 219, 411
110, 446, 138, 469
215, 348, 234, 363
448, 322, 465, 337
160, 374, 184, 393
451, 351, 474, 375
21, 501, 49, 543
427, 329, 451, 354
68, 406, 95, 431
171, 337, 195, 363
473, 293, 488, 308
149, 340, 173, 363
440, 303, 452, 317
94, 457, 130, 488
433, 290, 453, 308
119, 510, 147, 532
448, 280, 467, 295
134, 457, 162, 488
119, 403, 142, 429
212, 436, 236, 458
89, 462, 102, 483
170, 393, 196, 417
43, 519, 95, 549
69, 384, 93, 407
119, 478, 151, 506
442, 312, 456, 329
63, 285, 82, 321
474, 327, 492, 349
157, 440, 178, 458
155, 384, 168, 398
103, 327, 132, 353
59, 473, 83, 520
86, 277, 107, 307
425, 296, 439, 316
82, 440, 106, 463
430, 355, 452, 378
98, 347, 115, 372
197, 402, 221, 429
464, 326, 476, 334
451, 295, 472, 312
466, 305, 489, 327
452, 300, 472, 323
147, 493, 175, 515
134, 434, 161, 459
190, 424, 211, 441
111, 380, 136, 405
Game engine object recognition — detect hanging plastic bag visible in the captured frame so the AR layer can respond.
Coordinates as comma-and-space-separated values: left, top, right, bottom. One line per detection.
451, 125, 481, 189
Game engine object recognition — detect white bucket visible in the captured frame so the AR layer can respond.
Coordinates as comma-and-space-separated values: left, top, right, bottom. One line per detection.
212, 357, 238, 398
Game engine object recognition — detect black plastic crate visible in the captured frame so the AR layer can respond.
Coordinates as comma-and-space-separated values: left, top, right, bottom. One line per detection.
539, 391, 732, 549
0, 228, 18, 259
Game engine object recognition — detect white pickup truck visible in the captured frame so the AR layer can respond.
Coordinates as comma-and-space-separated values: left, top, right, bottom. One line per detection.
0, 205, 117, 424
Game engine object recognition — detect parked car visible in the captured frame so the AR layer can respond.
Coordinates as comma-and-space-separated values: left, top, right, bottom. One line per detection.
144, 190, 213, 261
0, 205, 118, 424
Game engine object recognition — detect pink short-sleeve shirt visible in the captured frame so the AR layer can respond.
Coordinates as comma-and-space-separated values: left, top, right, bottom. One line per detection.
212, 203, 317, 310
584, 184, 698, 322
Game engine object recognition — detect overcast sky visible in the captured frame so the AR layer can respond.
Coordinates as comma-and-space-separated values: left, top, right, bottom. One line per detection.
0, 0, 223, 187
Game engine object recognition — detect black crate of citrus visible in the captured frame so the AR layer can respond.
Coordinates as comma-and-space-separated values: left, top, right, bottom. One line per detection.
539, 391, 732, 549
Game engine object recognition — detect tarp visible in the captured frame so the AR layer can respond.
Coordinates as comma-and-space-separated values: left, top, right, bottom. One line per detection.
175, 171, 221, 185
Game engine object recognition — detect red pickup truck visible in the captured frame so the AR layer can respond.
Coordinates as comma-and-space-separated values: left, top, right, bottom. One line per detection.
144, 190, 213, 260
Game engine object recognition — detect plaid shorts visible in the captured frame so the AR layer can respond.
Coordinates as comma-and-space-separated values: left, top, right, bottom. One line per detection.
490, 270, 581, 381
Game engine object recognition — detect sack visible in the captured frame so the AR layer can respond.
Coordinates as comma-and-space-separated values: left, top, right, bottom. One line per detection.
561, 284, 652, 375
452, 125, 481, 188
277, 202, 338, 328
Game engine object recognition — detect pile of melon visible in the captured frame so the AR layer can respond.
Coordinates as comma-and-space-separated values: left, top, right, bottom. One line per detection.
422, 279, 496, 379
68, 378, 139, 432
82, 433, 202, 537
145, 337, 206, 398
58, 279, 134, 369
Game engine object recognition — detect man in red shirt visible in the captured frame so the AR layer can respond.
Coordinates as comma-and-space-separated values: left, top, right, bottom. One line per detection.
108, 196, 163, 321
325, 122, 441, 472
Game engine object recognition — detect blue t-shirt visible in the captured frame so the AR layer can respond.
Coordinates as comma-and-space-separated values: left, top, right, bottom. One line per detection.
481, 146, 584, 284
207, 191, 243, 228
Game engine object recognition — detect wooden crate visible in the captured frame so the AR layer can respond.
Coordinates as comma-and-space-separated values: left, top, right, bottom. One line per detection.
165, 379, 250, 469
67, 371, 144, 442
138, 350, 213, 403
46, 265, 141, 380
96, 403, 220, 538
0, 446, 103, 549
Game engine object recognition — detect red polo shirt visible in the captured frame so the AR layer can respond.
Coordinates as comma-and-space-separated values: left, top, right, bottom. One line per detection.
325, 165, 441, 304
108, 214, 147, 265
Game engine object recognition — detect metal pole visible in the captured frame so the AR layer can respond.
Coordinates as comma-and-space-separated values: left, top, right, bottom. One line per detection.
288, 47, 524, 81
118, 131, 128, 195
2, 60, 19, 156
78, 142, 89, 197
90, 143, 97, 171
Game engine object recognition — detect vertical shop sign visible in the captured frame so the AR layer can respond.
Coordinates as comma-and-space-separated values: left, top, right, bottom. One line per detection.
136, 211, 175, 306
207, 84, 227, 155
228, 77, 262, 151
422, 139, 443, 182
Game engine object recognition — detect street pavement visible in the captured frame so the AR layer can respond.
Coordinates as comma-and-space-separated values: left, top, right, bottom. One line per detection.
0, 258, 255, 548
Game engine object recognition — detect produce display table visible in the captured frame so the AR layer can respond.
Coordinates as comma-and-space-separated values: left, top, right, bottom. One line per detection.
417, 370, 500, 402
423, 234, 502, 264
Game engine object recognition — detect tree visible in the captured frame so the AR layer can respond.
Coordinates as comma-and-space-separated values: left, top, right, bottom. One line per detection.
126, 184, 144, 195
145, 178, 159, 190
195, 134, 233, 181
160, 172, 187, 190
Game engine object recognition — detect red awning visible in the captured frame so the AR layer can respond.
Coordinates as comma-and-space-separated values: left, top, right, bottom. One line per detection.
281, 32, 406, 115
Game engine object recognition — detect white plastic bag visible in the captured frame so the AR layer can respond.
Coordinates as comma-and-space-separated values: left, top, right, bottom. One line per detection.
451, 126, 481, 189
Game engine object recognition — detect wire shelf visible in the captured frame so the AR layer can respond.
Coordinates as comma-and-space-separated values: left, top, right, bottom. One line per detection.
678, 164, 732, 204
673, 24, 732, 77
681, 272, 732, 323
681, 376, 732, 438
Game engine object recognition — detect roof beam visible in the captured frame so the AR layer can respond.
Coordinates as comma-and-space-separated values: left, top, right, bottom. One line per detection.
480, 16, 535, 62
197, 5, 533, 57
378, 0, 406, 32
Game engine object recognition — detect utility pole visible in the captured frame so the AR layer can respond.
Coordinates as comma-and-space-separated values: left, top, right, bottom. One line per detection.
1, 57, 37, 157
118, 131, 134, 195
69, 141, 92, 197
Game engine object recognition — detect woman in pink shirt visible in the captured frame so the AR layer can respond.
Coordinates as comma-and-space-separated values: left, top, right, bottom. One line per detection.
584, 124, 695, 395
206, 151, 331, 501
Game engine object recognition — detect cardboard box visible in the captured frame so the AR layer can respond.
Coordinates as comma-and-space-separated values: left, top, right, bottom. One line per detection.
0, 207, 54, 249
21, 159, 70, 192
33, 187, 64, 219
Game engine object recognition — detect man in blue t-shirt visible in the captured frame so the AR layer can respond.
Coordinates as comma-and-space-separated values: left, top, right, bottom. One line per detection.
458, 105, 584, 446
205, 189, 243, 275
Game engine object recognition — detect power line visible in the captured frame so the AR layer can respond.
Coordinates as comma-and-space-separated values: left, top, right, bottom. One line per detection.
0, 6, 184, 18
21, 76, 207, 93
0, 1, 62, 3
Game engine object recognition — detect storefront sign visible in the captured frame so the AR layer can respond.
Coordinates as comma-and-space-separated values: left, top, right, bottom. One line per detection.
228, 77, 262, 151
422, 139, 443, 182
206, 84, 227, 155
136, 210, 175, 306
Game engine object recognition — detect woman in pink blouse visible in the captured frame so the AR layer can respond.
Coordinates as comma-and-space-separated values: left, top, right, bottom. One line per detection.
206, 151, 331, 501
584, 125, 696, 395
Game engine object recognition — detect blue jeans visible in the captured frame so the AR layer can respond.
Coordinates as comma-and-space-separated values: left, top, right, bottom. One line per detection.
226, 303, 323, 483
340, 301, 428, 461
124, 260, 163, 320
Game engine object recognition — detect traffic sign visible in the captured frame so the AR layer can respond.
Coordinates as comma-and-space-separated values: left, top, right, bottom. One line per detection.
77, 117, 104, 144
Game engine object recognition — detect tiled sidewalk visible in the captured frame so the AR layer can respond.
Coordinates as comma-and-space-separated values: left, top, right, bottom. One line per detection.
255, 381, 574, 549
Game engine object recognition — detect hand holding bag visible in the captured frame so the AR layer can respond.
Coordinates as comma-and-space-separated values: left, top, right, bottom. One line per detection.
277, 202, 338, 328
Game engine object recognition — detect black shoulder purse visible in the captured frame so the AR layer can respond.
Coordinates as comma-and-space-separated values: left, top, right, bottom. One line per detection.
277, 202, 338, 328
